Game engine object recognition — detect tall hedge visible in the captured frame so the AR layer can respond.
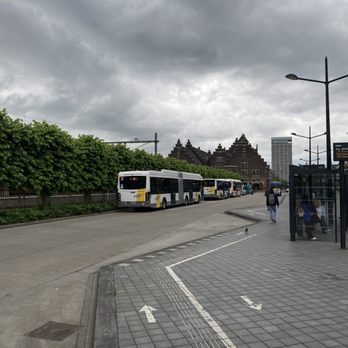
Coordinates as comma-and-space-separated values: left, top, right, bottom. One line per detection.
0, 109, 241, 205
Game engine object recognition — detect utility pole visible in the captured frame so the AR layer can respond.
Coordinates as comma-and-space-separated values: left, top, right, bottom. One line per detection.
104, 132, 159, 154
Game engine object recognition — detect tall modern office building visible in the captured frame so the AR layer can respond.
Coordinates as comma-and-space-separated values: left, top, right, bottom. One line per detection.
271, 137, 292, 181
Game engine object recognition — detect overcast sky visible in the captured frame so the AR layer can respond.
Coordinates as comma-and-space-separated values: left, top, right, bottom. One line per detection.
1, 0, 348, 167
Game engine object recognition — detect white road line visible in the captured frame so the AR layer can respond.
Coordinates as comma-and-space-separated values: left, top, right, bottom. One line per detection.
166, 234, 256, 348
169, 234, 255, 268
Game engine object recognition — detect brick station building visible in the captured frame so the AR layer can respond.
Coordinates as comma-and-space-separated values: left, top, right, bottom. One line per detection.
168, 134, 270, 190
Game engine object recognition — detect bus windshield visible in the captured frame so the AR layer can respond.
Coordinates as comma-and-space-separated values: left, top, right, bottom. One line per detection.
204, 180, 215, 187
119, 176, 146, 189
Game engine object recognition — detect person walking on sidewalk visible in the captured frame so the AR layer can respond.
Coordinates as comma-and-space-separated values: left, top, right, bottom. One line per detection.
265, 187, 279, 223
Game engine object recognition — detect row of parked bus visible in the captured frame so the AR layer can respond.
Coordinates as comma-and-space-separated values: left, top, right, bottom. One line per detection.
117, 170, 246, 209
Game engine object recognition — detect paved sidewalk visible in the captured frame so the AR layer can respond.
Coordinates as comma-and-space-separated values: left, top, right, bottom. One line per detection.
94, 200, 348, 348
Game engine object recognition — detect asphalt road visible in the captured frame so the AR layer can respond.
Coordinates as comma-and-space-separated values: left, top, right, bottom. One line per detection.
0, 193, 266, 348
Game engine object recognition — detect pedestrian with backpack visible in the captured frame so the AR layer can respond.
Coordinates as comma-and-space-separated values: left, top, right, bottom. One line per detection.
265, 187, 280, 223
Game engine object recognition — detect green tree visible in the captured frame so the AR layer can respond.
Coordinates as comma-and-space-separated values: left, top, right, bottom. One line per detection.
0, 109, 30, 191
25, 121, 75, 208
73, 135, 109, 201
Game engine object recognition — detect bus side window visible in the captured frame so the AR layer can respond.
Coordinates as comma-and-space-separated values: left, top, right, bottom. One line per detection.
163, 178, 171, 193
151, 178, 163, 194
150, 178, 156, 193
171, 179, 178, 193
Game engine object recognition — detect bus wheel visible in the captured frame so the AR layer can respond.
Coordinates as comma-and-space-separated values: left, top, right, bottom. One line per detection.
185, 196, 189, 205
161, 198, 167, 209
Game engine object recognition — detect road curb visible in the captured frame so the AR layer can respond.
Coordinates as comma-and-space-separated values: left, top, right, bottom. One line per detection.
75, 271, 99, 348
93, 265, 118, 347
224, 210, 265, 222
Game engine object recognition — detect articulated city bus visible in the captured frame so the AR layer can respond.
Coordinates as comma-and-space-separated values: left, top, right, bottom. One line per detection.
117, 170, 203, 209
203, 179, 230, 199
228, 179, 242, 197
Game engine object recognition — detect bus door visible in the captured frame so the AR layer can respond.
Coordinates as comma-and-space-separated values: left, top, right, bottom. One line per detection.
171, 192, 176, 205
186, 180, 193, 202
178, 173, 184, 203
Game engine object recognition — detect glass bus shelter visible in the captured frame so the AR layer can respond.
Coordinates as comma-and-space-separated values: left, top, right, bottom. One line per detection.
289, 165, 345, 244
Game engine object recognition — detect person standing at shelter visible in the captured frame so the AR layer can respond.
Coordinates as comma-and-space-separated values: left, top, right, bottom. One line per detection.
312, 199, 330, 234
301, 199, 318, 240
265, 187, 279, 223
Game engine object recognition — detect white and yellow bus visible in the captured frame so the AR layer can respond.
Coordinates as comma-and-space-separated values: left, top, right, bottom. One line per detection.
117, 170, 203, 209
228, 179, 242, 197
203, 179, 230, 199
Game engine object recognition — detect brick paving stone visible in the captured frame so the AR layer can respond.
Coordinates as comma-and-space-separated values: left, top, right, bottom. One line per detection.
294, 334, 315, 344
137, 343, 156, 348
336, 336, 348, 345
263, 339, 285, 348
134, 336, 153, 345
304, 341, 327, 348
279, 336, 301, 346
169, 338, 190, 346
248, 342, 269, 348
320, 339, 343, 347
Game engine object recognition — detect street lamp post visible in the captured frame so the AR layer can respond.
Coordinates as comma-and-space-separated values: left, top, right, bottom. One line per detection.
304, 146, 326, 165
286, 57, 348, 169
291, 126, 326, 165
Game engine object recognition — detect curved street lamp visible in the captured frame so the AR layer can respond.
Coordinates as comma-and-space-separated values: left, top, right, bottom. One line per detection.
286, 57, 348, 169
291, 126, 326, 165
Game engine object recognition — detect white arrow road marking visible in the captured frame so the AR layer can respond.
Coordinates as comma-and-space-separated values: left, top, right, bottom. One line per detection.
139, 305, 157, 323
241, 295, 262, 311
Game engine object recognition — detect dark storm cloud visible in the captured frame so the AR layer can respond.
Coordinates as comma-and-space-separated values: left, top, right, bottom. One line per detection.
1, 0, 348, 164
